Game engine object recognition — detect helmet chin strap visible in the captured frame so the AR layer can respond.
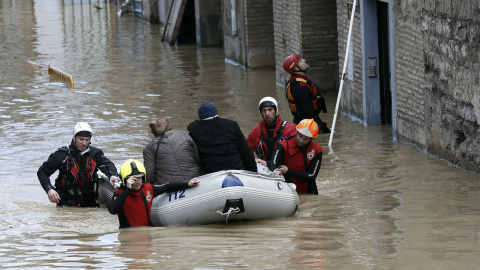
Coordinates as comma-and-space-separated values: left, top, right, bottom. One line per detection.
293, 66, 306, 74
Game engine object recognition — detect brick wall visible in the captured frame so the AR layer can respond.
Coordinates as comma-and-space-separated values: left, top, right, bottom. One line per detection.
395, 0, 427, 145
244, 0, 275, 67
273, 0, 302, 84
336, 0, 363, 118
273, 0, 338, 92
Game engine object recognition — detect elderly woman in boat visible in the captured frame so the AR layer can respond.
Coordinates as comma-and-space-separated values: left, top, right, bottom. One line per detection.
143, 116, 201, 185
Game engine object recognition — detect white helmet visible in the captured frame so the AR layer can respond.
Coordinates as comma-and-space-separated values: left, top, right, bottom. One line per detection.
73, 122, 92, 140
258, 96, 278, 117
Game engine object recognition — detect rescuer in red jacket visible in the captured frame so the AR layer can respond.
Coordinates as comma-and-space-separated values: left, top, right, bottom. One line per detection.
108, 159, 199, 229
246, 97, 297, 163
267, 119, 323, 195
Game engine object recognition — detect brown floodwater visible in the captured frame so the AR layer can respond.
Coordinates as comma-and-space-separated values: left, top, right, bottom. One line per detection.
1, 1, 480, 269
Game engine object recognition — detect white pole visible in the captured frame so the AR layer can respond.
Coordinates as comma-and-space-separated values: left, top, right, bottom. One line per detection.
328, 0, 358, 148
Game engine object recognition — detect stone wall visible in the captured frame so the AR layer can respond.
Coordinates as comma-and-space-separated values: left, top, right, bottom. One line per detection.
273, 0, 339, 91
418, 0, 480, 172
336, 0, 480, 173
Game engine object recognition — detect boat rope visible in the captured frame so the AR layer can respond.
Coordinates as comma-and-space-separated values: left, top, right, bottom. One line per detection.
216, 207, 240, 225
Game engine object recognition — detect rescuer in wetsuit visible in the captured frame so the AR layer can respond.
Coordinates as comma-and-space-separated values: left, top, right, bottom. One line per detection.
37, 122, 120, 207
108, 159, 199, 229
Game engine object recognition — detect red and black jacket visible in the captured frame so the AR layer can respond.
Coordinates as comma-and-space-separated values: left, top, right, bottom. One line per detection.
108, 181, 190, 229
268, 136, 323, 194
37, 143, 118, 207
246, 115, 297, 161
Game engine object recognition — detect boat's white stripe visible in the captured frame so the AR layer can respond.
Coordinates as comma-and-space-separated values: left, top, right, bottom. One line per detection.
196, 169, 285, 182
151, 187, 298, 215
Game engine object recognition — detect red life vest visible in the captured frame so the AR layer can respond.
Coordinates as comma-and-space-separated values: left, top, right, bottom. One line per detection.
115, 183, 155, 227
285, 74, 326, 114
247, 116, 297, 161
278, 136, 323, 194
61, 155, 96, 187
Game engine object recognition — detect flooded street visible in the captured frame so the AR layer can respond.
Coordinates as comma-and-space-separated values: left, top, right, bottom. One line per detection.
1, 1, 480, 269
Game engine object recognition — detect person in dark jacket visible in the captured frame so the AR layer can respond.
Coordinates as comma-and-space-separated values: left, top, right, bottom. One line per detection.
143, 116, 201, 185
37, 122, 120, 207
267, 119, 323, 195
283, 54, 331, 133
246, 96, 297, 163
108, 159, 199, 229
187, 101, 257, 174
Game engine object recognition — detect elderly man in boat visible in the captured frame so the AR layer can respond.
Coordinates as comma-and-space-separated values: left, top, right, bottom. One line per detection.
267, 119, 323, 195
187, 101, 257, 174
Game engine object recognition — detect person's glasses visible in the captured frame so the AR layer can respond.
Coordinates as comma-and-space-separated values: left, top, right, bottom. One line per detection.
130, 174, 144, 179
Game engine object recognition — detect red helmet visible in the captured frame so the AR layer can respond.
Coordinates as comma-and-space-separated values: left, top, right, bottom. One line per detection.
283, 54, 300, 74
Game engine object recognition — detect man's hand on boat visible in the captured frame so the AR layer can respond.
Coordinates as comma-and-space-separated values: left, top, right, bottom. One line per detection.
109, 175, 121, 189
276, 165, 288, 176
255, 158, 267, 167
188, 178, 200, 187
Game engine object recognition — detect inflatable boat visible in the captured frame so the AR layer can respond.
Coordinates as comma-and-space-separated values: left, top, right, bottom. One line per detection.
150, 170, 299, 227
96, 168, 299, 226
96, 171, 116, 207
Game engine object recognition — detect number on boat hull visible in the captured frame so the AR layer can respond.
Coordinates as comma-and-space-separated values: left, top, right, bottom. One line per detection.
168, 189, 186, 202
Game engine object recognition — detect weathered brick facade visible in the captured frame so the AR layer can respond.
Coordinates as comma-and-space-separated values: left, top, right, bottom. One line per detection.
244, 0, 275, 67
223, 0, 275, 67
336, 0, 363, 118
395, 1, 427, 145
273, 0, 339, 92
273, 0, 302, 83
336, 0, 480, 173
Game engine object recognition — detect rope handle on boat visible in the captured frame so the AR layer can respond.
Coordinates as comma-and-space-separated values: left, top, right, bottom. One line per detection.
216, 207, 241, 225
97, 171, 121, 189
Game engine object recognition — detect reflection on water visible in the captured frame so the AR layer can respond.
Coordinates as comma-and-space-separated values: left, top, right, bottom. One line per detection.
1, 1, 480, 269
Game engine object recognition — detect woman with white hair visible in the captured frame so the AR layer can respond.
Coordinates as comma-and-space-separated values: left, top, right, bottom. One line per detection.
143, 116, 201, 185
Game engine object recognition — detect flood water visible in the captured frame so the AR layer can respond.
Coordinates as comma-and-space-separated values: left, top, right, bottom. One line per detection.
1, 1, 480, 269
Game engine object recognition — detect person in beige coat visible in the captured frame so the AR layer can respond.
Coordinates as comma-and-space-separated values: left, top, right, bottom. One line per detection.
143, 116, 201, 185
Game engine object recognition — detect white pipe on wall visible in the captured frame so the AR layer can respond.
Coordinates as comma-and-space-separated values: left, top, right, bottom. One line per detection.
328, 0, 358, 148
231, 0, 238, 36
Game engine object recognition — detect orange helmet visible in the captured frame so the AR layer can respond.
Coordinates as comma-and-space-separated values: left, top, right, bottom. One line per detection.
283, 54, 300, 74
296, 119, 319, 138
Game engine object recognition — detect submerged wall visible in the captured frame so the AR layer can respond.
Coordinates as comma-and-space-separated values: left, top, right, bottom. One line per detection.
336, 0, 480, 173
418, 0, 480, 173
